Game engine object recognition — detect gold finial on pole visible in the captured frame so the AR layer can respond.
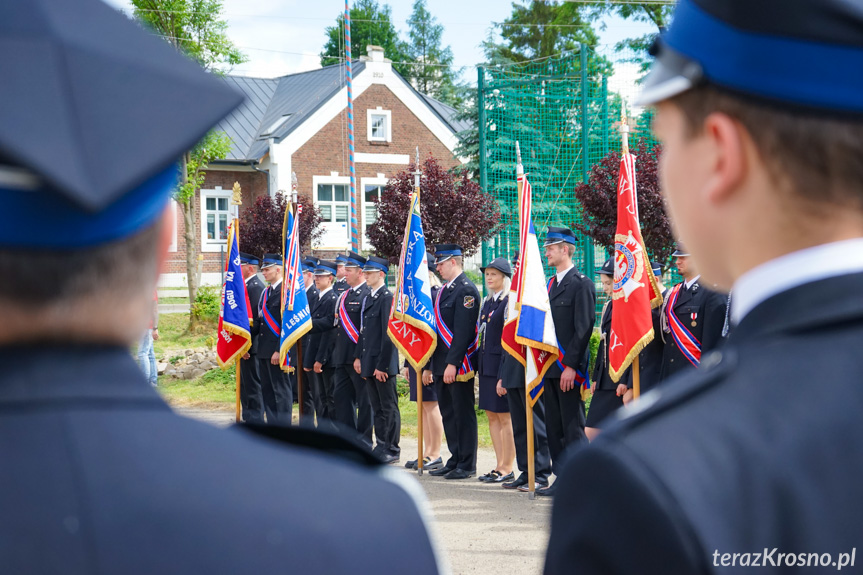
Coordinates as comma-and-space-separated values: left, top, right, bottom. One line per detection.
231, 181, 242, 206
620, 106, 630, 155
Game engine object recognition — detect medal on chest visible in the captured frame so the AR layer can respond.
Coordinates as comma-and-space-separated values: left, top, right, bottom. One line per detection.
691, 312, 698, 327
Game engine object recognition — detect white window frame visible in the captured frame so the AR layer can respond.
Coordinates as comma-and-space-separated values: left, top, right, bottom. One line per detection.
360, 175, 388, 250
199, 187, 233, 253
367, 107, 392, 143
312, 175, 352, 250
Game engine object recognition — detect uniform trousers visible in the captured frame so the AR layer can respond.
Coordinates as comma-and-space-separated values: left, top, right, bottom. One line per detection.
544, 377, 587, 475
365, 374, 400, 456
433, 376, 478, 472
300, 370, 319, 419
507, 388, 552, 484
311, 368, 337, 431
239, 354, 264, 424
257, 358, 293, 425
333, 365, 374, 449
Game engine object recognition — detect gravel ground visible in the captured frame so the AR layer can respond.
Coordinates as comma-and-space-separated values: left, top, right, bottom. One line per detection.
175, 407, 551, 575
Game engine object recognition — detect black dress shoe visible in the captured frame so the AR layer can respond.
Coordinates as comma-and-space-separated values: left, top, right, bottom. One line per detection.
477, 470, 501, 483
423, 457, 444, 470
429, 466, 454, 477
502, 474, 528, 490
380, 453, 399, 464
535, 483, 557, 497
443, 468, 475, 480
405, 458, 420, 469
492, 471, 515, 483
517, 482, 548, 493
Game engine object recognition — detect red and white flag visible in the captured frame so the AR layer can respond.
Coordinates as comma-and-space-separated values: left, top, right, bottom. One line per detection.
608, 151, 662, 382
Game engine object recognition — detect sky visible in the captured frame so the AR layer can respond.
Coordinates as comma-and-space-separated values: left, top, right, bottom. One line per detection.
103, 0, 656, 94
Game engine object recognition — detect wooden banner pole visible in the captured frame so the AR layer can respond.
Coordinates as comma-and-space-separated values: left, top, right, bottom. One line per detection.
417, 367, 424, 475
235, 357, 242, 423
632, 356, 641, 400
297, 339, 305, 424
526, 365, 536, 500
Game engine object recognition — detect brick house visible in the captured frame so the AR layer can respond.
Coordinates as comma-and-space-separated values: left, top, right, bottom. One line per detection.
159, 46, 468, 287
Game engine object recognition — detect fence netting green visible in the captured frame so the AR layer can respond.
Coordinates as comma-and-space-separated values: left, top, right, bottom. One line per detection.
478, 45, 681, 320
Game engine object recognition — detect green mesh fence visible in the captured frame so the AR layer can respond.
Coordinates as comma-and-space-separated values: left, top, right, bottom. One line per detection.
477, 45, 681, 321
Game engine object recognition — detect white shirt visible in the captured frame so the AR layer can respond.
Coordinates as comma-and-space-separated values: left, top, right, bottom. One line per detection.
732, 238, 863, 324
353, 281, 367, 293
270, 280, 282, 291
370, 284, 384, 298
685, 275, 701, 290
318, 286, 333, 298
492, 289, 504, 301
556, 263, 574, 284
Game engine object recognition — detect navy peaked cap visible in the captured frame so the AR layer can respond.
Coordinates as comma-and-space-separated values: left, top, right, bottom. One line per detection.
637, 0, 863, 115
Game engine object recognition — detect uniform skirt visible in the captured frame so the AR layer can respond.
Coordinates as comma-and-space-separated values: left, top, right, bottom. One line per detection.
408, 367, 438, 402
478, 374, 509, 413
585, 388, 624, 427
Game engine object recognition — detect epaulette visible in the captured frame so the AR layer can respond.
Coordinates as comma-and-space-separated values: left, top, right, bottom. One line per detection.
236, 422, 385, 468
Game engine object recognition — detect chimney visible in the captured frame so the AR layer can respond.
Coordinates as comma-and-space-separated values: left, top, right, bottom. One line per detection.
362, 45, 389, 63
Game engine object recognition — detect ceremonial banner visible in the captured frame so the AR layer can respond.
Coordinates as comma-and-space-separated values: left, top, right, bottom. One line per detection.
216, 221, 252, 367
388, 191, 437, 370
608, 151, 662, 382
512, 165, 559, 406
279, 201, 312, 372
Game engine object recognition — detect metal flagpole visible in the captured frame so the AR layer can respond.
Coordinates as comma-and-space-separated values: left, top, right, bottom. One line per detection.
345, 0, 358, 251
620, 112, 641, 400
413, 148, 424, 474
516, 142, 537, 500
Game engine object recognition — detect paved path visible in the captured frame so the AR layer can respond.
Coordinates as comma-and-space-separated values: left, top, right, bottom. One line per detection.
174, 407, 551, 574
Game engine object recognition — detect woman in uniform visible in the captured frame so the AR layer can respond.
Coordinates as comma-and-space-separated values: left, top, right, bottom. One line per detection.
476, 257, 515, 483
586, 257, 632, 441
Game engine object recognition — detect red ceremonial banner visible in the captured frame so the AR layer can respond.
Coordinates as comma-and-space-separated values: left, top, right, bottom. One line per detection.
608, 152, 662, 382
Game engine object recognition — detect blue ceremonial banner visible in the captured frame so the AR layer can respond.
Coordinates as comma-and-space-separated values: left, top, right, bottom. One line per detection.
388, 191, 437, 371
216, 220, 252, 367
279, 201, 312, 372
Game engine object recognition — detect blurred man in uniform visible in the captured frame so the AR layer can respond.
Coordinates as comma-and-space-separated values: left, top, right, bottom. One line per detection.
334, 253, 350, 295
332, 252, 373, 448
298, 256, 320, 415
637, 261, 666, 394
546, 1, 863, 573
541, 226, 596, 496
0, 1, 442, 571
428, 244, 480, 480
659, 245, 728, 382
356, 256, 401, 462
239, 252, 265, 423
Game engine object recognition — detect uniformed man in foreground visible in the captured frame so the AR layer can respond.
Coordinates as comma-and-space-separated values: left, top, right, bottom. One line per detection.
306, 260, 339, 431
0, 1, 441, 571
428, 244, 481, 480
659, 244, 727, 382
546, 1, 863, 573
239, 252, 265, 423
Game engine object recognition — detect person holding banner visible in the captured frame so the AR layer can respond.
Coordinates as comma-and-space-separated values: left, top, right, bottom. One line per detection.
254, 254, 294, 425
429, 244, 480, 480
476, 257, 515, 483
306, 260, 339, 430
405, 252, 444, 471
299, 256, 320, 414
357, 256, 401, 463
542, 227, 595, 496
239, 252, 265, 424
332, 251, 374, 448
586, 258, 632, 440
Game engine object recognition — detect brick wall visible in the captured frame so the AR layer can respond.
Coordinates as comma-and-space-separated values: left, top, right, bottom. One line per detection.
292, 83, 460, 254
162, 169, 267, 278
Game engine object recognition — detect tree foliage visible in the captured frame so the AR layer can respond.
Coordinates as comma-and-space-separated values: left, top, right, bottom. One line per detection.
239, 193, 324, 258
178, 130, 232, 204
320, 0, 411, 77
131, 0, 247, 73
368, 157, 502, 263
489, 0, 601, 63
586, 1, 673, 70
404, 0, 461, 106
572, 142, 674, 269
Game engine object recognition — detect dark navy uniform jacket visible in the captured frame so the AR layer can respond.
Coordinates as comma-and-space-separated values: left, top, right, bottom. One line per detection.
430, 272, 480, 377
0, 345, 441, 574
334, 277, 350, 295
660, 278, 727, 380
545, 275, 863, 574
478, 294, 507, 380
546, 267, 596, 378
592, 301, 632, 391
306, 287, 338, 368
245, 274, 265, 356
332, 283, 370, 367
300, 285, 319, 367
356, 286, 399, 378
252, 281, 283, 358
638, 289, 666, 393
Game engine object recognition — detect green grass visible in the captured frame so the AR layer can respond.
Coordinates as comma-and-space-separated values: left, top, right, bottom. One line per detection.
153, 313, 216, 357
158, 364, 236, 409
159, 297, 189, 305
